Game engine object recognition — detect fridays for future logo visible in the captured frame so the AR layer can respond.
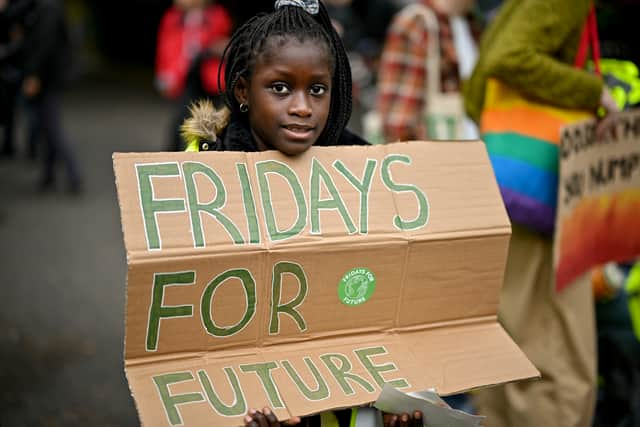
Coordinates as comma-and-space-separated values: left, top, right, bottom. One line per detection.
338, 268, 376, 306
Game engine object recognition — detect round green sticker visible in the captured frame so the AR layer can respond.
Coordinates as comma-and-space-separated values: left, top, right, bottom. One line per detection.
338, 268, 376, 306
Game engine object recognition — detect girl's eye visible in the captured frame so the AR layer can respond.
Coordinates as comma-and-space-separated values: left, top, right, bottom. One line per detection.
271, 83, 290, 94
310, 85, 327, 96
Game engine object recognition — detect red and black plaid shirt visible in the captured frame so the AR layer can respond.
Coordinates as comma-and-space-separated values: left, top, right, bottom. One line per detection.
376, 1, 478, 142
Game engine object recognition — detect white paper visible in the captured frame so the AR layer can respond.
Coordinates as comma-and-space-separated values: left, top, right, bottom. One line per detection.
374, 385, 485, 427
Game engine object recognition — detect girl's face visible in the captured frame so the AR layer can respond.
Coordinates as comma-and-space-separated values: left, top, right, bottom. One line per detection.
235, 37, 332, 156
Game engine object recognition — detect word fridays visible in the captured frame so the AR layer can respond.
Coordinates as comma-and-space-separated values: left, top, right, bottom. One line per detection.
136, 154, 429, 250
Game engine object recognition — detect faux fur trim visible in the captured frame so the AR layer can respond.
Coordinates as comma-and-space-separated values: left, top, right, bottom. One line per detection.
180, 100, 231, 144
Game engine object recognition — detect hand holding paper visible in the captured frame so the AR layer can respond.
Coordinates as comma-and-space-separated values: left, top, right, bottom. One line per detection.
374, 385, 485, 427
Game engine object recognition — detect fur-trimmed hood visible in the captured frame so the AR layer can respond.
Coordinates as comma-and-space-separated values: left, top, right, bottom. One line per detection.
180, 100, 231, 147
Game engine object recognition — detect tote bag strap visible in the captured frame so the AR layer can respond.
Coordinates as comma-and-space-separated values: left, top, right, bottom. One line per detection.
403, 3, 441, 97
574, 4, 601, 75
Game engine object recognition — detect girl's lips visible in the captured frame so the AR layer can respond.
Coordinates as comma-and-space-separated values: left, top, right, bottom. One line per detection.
282, 125, 314, 141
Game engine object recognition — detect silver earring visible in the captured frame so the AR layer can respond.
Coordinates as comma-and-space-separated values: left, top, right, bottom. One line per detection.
240, 103, 249, 113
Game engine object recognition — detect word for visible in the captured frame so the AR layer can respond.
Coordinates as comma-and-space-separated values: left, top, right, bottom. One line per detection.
562, 152, 640, 206
136, 155, 429, 250
147, 262, 310, 351
153, 346, 409, 426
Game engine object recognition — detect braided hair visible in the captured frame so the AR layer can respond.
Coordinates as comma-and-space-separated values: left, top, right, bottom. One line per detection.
219, 2, 352, 146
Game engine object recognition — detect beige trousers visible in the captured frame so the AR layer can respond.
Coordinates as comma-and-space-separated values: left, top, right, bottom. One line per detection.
473, 226, 597, 427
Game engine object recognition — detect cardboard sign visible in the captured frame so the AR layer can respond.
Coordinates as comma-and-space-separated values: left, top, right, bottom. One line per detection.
113, 141, 538, 427
555, 110, 640, 291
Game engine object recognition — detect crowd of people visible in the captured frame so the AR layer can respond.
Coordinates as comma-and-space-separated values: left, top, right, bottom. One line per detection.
1, 0, 638, 425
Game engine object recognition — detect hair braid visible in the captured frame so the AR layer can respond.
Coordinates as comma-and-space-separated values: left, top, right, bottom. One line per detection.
218, 1, 353, 146
313, 3, 352, 146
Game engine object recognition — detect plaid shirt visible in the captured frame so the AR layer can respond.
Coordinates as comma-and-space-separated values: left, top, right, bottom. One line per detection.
376, 1, 477, 142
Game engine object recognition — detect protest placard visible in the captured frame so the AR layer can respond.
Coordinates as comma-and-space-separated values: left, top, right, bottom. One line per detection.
113, 141, 538, 426
555, 110, 640, 291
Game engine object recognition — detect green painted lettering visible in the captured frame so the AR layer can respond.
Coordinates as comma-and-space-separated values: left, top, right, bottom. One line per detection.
310, 158, 357, 234
320, 353, 375, 395
333, 159, 376, 234
380, 155, 429, 230
198, 368, 247, 416
354, 346, 409, 389
239, 362, 284, 408
201, 269, 256, 337
136, 163, 186, 250
182, 162, 244, 246
236, 163, 261, 244
281, 358, 329, 401
270, 262, 307, 334
153, 372, 204, 426
256, 160, 307, 241
147, 271, 195, 351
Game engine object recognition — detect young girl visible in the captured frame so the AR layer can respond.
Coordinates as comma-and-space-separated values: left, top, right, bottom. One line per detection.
181, 0, 367, 154
182, 1, 422, 425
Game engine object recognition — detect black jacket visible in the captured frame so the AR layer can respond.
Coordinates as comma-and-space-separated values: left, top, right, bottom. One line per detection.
23, 0, 71, 90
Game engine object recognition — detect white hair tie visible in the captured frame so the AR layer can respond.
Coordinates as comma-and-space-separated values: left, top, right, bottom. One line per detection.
274, 0, 319, 15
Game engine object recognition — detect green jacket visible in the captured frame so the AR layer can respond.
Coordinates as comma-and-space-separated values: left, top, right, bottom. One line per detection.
463, 0, 603, 123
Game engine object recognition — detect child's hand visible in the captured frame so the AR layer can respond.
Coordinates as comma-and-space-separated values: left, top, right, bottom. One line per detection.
243, 407, 301, 427
383, 410, 423, 427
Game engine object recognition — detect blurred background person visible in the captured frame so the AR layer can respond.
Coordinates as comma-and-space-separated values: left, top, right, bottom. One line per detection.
22, 0, 83, 193
0, 0, 28, 158
373, 0, 482, 143
588, 4, 640, 425
327, 0, 402, 135
463, 0, 620, 426
155, 0, 231, 151
362, 0, 482, 410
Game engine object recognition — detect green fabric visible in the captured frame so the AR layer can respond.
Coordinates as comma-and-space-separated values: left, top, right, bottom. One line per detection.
320, 411, 341, 427
599, 58, 640, 109
626, 262, 640, 341
483, 132, 559, 173
350, 407, 358, 427
463, 0, 603, 123
185, 138, 199, 152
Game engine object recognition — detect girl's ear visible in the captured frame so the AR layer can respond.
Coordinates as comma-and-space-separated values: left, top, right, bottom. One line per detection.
234, 76, 249, 107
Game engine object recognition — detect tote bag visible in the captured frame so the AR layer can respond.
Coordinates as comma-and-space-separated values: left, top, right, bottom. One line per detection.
364, 4, 466, 144
480, 6, 600, 235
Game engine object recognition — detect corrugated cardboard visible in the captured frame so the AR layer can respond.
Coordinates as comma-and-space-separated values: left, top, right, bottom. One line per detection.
113, 141, 538, 427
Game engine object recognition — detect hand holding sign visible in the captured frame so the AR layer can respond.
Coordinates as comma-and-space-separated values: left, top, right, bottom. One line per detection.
383, 410, 424, 427
243, 407, 301, 427
595, 88, 621, 139
242, 406, 424, 427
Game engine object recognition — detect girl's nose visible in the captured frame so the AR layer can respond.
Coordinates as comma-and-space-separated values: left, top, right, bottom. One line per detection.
288, 92, 312, 117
